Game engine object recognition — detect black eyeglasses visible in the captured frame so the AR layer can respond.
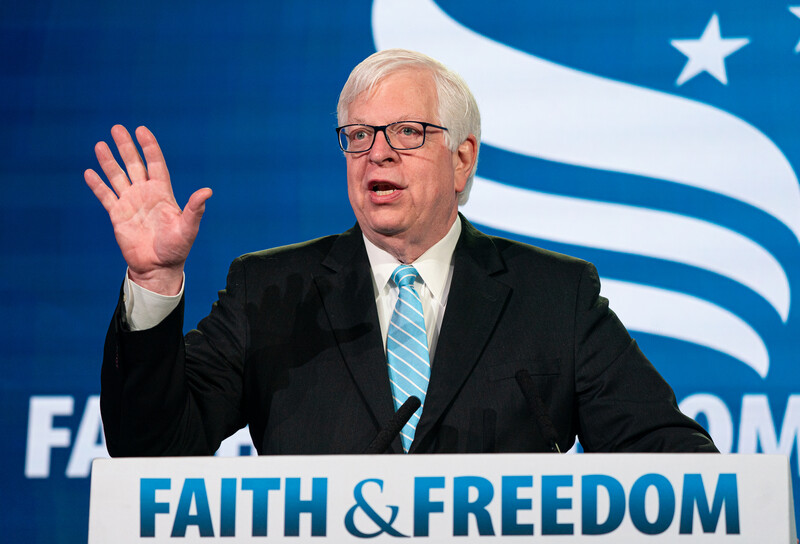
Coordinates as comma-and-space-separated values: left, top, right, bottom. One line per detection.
336, 121, 448, 153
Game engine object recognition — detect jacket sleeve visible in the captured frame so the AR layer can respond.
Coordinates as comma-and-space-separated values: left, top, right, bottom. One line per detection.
100, 258, 248, 457
572, 262, 718, 453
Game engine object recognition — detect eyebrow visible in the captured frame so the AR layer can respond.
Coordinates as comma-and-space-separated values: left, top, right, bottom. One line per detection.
347, 116, 423, 125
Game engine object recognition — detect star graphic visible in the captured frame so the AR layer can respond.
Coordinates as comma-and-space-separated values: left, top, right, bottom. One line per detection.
791, 6, 800, 53
670, 13, 750, 86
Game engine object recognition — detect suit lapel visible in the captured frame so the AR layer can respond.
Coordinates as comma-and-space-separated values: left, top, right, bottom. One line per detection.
411, 218, 510, 452
312, 225, 398, 448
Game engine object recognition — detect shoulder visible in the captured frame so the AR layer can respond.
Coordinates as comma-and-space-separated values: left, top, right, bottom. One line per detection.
492, 235, 587, 270
231, 224, 363, 273
460, 218, 594, 283
237, 234, 339, 267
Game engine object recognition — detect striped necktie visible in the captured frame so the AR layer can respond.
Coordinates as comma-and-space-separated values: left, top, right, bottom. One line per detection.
386, 264, 430, 452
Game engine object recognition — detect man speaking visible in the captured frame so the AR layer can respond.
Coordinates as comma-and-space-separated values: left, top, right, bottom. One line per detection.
85, 49, 716, 456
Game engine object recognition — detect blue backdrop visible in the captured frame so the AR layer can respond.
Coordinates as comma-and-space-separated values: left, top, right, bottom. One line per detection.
3, 1, 800, 541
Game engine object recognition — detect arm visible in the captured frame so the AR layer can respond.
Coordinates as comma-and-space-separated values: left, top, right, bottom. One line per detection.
101, 258, 248, 457
87, 125, 231, 455
572, 263, 717, 453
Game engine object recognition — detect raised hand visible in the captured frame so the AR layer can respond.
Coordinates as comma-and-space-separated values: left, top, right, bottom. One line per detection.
85, 125, 212, 295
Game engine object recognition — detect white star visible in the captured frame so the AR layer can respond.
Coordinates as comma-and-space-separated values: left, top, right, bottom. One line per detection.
791, 6, 800, 53
670, 13, 750, 86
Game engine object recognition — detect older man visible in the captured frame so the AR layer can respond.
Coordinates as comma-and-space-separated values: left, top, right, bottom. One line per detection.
86, 49, 716, 456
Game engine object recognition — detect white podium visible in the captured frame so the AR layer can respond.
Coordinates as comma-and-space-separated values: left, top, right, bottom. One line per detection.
89, 453, 795, 542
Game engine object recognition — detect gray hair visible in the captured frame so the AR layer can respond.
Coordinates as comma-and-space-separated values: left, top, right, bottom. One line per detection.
337, 49, 481, 205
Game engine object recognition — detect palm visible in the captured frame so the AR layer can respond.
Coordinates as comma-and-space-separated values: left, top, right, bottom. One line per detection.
85, 125, 211, 293
109, 179, 190, 272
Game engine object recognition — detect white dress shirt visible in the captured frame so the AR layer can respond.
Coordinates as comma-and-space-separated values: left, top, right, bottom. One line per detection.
124, 217, 462, 361
123, 272, 184, 331
363, 217, 461, 362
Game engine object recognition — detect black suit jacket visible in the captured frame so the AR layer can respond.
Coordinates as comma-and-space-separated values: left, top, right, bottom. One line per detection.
101, 218, 716, 456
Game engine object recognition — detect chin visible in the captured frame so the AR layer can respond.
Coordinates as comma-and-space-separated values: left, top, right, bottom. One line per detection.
371, 224, 405, 237
363, 214, 408, 235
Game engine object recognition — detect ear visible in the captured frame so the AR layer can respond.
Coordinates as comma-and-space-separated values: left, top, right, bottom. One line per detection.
453, 134, 478, 194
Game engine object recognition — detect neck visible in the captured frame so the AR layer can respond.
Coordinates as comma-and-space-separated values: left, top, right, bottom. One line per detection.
364, 214, 458, 264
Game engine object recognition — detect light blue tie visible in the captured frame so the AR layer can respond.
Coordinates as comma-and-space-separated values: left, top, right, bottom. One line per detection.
386, 265, 430, 452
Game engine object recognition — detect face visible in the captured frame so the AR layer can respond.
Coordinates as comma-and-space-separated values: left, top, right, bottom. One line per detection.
344, 68, 476, 262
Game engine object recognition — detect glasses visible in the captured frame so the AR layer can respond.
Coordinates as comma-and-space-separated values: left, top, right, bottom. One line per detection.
336, 121, 448, 153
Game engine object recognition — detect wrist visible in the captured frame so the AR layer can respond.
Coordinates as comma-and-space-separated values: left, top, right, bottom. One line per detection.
127, 266, 184, 296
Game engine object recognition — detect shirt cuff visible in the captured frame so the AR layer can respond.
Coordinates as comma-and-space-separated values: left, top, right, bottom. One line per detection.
123, 269, 185, 331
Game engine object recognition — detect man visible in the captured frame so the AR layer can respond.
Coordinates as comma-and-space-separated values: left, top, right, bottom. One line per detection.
85, 49, 716, 456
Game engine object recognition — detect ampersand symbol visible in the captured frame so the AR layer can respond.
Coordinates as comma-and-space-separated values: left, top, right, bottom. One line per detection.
345, 479, 408, 538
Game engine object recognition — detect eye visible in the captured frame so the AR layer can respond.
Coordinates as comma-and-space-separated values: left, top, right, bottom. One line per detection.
399, 125, 422, 136
352, 129, 369, 141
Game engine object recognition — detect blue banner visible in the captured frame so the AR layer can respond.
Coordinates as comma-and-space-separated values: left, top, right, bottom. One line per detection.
3, 1, 800, 541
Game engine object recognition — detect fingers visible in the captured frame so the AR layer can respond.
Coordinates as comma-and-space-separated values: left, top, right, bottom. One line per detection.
92, 124, 171, 197
135, 126, 170, 183
111, 124, 149, 183
84, 168, 119, 213
181, 187, 213, 234
94, 139, 132, 198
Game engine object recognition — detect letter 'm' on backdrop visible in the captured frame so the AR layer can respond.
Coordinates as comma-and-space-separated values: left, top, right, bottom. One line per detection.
3, 1, 800, 541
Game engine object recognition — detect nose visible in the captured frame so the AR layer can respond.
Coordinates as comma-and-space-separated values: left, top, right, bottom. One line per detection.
368, 128, 398, 163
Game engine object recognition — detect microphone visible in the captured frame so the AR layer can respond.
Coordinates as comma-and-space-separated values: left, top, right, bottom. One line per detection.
515, 369, 561, 453
363, 396, 421, 454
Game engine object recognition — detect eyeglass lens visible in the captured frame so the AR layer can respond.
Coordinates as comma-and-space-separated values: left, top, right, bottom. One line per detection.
339, 122, 426, 152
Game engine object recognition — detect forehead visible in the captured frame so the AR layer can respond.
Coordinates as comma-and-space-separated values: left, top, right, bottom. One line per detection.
348, 68, 438, 124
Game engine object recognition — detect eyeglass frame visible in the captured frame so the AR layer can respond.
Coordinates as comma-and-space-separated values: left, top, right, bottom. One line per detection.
335, 120, 449, 153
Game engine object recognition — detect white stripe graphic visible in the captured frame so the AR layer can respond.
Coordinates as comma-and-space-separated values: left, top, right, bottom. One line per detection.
372, 0, 800, 244
464, 177, 790, 322
601, 279, 769, 378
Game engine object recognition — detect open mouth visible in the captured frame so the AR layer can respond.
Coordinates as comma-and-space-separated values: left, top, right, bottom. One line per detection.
370, 181, 400, 196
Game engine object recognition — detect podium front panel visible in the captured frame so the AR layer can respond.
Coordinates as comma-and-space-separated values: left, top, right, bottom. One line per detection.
89, 453, 795, 542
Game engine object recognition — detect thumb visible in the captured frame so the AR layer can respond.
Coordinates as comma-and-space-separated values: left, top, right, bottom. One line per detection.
182, 187, 213, 233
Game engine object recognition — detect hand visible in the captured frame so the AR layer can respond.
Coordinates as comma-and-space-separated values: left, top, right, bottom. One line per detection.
85, 125, 212, 295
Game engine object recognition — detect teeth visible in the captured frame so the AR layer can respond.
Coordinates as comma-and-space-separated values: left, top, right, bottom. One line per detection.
374, 188, 396, 196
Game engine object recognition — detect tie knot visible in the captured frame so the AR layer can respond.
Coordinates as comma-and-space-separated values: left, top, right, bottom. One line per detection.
392, 264, 419, 288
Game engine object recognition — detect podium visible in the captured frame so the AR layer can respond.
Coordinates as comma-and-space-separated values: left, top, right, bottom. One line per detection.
89, 453, 795, 542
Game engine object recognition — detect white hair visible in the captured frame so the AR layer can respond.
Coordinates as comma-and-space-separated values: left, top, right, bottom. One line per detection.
337, 49, 481, 205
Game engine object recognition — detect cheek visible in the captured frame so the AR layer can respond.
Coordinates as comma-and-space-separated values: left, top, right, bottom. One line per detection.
433, 164, 459, 197
345, 179, 362, 211
345, 165, 361, 194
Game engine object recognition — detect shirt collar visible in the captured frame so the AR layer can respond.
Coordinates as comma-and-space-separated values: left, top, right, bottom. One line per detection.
363, 216, 462, 301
